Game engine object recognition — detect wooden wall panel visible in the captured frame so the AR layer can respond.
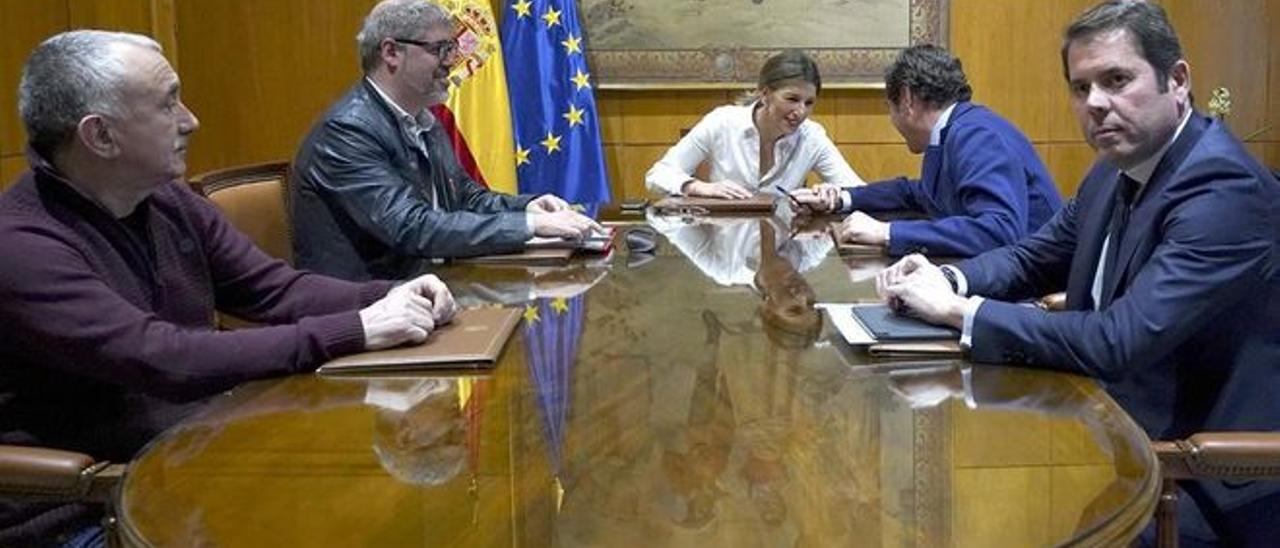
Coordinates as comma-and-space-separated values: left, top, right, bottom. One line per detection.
606, 90, 734, 145
1043, 1, 1109, 142
67, 0, 153, 33
1164, 0, 1271, 139
175, 0, 379, 175
839, 144, 918, 184
951, 0, 1057, 142
1270, 0, 1280, 147
1, 154, 26, 191
0, 1, 69, 157
829, 91, 903, 144
1248, 142, 1280, 172
614, 145, 669, 202
1044, 143, 1097, 199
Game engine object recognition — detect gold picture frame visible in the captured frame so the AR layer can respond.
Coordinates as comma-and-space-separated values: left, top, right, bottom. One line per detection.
583, 0, 949, 89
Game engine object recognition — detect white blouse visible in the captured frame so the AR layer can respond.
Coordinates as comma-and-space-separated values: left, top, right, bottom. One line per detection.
645, 104, 864, 195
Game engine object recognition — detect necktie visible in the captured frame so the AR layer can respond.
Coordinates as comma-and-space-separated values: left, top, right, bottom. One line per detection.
1099, 173, 1139, 307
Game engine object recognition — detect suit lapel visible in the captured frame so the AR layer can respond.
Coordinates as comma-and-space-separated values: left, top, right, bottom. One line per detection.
1102, 113, 1211, 303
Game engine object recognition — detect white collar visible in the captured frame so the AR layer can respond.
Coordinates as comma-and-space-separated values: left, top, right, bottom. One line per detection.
365, 76, 436, 132
1124, 108, 1192, 185
743, 102, 801, 146
929, 102, 958, 147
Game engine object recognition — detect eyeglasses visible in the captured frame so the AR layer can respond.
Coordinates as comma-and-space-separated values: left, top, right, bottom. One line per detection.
394, 37, 458, 59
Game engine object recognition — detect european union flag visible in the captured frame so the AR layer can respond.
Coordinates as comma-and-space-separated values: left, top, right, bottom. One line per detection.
522, 296, 586, 477
501, 0, 611, 208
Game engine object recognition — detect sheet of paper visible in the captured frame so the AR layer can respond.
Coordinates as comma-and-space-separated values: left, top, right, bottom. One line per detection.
816, 302, 876, 345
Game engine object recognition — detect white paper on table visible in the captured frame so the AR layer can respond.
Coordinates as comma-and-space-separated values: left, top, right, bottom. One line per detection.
815, 302, 876, 345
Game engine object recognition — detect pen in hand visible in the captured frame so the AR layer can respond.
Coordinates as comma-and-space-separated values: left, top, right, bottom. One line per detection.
775, 184, 808, 212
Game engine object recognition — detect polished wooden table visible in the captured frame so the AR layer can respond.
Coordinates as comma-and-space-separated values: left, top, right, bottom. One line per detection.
116, 213, 1159, 547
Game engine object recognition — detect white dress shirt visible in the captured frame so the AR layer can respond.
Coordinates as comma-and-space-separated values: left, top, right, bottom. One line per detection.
645, 104, 863, 195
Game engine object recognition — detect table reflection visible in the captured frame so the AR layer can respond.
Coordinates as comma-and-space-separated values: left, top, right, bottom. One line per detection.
117, 214, 1156, 547
648, 209, 832, 287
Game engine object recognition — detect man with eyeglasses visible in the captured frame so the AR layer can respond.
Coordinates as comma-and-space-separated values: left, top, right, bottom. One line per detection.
292, 0, 602, 281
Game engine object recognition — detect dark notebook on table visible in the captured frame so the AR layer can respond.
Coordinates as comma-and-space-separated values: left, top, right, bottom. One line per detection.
317, 307, 522, 373
851, 304, 959, 341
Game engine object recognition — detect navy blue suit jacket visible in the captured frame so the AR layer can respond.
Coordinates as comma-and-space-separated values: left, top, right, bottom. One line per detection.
845, 102, 1062, 257
957, 113, 1280, 523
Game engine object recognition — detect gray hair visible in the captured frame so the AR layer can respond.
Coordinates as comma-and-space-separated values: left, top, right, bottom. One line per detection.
18, 30, 161, 158
356, 0, 452, 73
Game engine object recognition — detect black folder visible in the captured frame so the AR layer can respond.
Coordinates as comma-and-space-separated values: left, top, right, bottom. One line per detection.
851, 304, 959, 341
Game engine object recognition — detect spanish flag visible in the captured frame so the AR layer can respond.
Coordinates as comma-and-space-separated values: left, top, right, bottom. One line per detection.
441, 0, 518, 194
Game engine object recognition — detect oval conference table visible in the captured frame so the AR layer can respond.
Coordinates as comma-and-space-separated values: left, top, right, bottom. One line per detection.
116, 211, 1159, 547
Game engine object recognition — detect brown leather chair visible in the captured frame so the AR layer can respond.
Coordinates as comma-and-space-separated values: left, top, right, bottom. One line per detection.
0, 445, 124, 544
189, 161, 292, 329
1152, 433, 1280, 547
1037, 294, 1280, 545
189, 161, 293, 264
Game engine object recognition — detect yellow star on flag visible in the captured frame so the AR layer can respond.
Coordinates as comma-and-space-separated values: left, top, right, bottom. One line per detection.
540, 132, 561, 154
571, 69, 591, 91
515, 144, 531, 166
550, 297, 569, 314
542, 7, 561, 28
512, 0, 532, 19
561, 35, 582, 55
563, 104, 585, 127
523, 305, 541, 324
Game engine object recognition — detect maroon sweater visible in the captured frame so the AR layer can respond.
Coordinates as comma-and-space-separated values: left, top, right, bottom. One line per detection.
0, 165, 393, 543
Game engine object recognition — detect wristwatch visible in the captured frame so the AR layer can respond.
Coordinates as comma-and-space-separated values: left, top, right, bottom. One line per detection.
940, 266, 960, 294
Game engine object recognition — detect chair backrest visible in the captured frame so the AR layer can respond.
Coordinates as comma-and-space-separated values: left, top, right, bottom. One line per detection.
189, 162, 293, 264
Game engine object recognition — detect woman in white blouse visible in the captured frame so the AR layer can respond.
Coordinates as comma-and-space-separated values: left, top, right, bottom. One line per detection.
645, 50, 865, 199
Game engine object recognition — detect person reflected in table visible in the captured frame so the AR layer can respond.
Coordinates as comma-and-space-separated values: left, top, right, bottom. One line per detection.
0, 30, 457, 546
645, 50, 865, 200
291, 0, 601, 280
793, 45, 1062, 258
876, 2, 1280, 544
367, 379, 467, 486
649, 213, 832, 288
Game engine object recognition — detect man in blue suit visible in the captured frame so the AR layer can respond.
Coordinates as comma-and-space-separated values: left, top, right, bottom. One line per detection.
793, 45, 1062, 257
878, 2, 1279, 545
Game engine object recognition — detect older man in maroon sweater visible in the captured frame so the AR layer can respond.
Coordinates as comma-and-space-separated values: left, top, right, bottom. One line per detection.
0, 30, 459, 545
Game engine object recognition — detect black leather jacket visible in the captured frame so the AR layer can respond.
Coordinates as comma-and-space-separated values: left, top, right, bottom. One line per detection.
292, 80, 533, 280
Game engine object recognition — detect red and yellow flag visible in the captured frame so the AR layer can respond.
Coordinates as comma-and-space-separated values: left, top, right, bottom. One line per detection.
442, 0, 517, 194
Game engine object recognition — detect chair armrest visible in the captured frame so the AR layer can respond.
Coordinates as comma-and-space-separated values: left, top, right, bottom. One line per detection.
0, 445, 123, 502
1154, 432, 1280, 480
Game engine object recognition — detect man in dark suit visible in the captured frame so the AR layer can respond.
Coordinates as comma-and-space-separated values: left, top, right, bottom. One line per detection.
877, 2, 1279, 545
292, 0, 600, 281
792, 45, 1062, 257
